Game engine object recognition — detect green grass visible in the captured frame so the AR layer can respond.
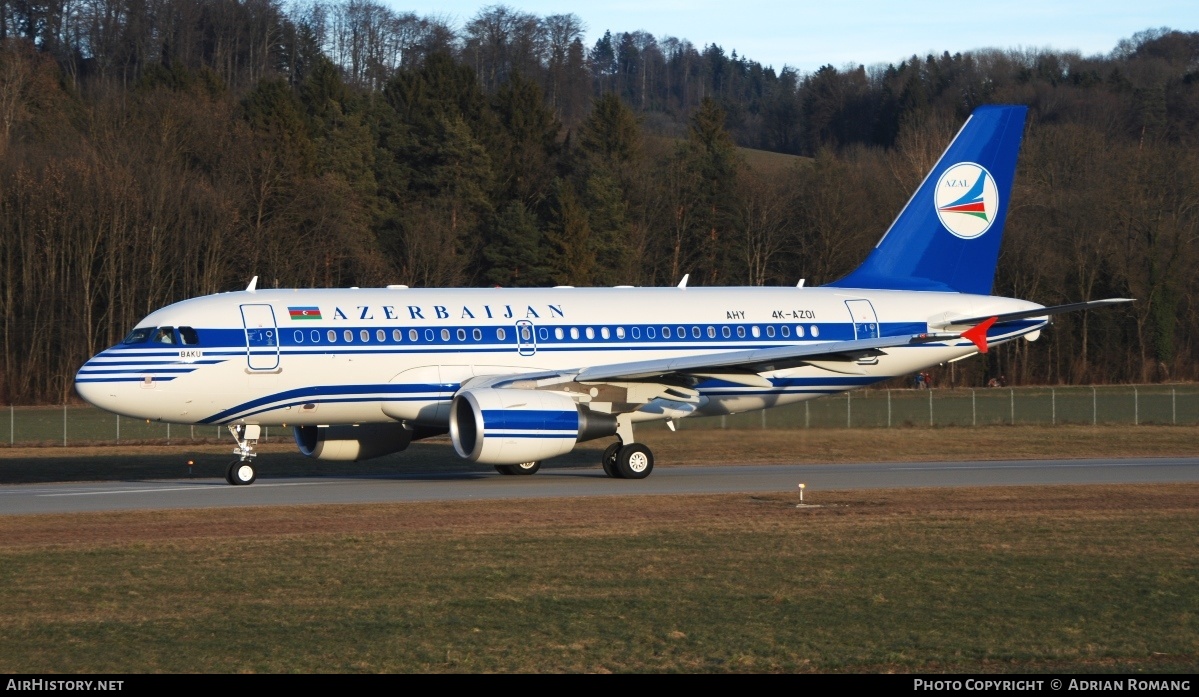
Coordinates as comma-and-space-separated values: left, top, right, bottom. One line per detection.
0, 487, 1196, 673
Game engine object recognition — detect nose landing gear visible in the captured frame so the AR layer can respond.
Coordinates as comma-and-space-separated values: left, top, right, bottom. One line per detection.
225, 424, 260, 486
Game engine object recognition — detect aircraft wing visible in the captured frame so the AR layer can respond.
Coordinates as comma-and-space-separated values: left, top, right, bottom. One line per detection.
573, 332, 953, 383
476, 330, 963, 391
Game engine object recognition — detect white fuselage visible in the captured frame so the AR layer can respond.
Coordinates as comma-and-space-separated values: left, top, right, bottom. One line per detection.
74, 286, 1045, 427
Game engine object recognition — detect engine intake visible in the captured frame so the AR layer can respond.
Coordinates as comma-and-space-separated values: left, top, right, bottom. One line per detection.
450, 388, 617, 465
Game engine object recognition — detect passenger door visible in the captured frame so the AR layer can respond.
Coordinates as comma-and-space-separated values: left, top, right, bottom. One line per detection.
240, 304, 280, 371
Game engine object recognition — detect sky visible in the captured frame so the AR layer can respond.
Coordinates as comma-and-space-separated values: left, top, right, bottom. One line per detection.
386, 0, 1198, 74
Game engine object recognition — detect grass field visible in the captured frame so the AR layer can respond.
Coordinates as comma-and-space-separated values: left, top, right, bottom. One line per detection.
1, 425, 1196, 673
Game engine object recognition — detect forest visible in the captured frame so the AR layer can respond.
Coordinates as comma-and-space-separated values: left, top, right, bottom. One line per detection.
0, 0, 1197, 404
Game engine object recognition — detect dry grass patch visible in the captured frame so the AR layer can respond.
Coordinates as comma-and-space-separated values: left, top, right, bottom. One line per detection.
0, 485, 1196, 672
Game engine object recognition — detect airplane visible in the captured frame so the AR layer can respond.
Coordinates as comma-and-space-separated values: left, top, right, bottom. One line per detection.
74, 104, 1130, 485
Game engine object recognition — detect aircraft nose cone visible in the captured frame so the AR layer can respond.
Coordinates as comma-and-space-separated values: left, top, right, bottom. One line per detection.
74, 361, 123, 413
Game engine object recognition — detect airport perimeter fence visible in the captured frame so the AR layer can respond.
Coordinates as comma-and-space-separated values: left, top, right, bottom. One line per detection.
3, 384, 1199, 447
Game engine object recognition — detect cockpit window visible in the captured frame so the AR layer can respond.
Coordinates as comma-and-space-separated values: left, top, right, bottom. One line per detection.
178, 327, 199, 345
154, 327, 175, 344
122, 328, 154, 344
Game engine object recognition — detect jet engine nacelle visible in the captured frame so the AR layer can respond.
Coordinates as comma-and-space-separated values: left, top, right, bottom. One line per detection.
450, 388, 617, 465
293, 423, 413, 461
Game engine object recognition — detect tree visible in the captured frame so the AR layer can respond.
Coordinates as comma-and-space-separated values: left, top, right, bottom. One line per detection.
484, 201, 551, 287
490, 72, 560, 206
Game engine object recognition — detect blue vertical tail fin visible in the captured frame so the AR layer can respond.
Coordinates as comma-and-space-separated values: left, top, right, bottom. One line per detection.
826, 105, 1027, 295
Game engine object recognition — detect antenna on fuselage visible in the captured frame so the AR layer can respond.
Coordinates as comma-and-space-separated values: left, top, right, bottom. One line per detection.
797, 279, 806, 288
246, 276, 258, 292
677, 274, 689, 288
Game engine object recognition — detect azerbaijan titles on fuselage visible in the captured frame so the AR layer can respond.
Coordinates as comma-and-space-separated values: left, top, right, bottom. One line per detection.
287, 304, 567, 322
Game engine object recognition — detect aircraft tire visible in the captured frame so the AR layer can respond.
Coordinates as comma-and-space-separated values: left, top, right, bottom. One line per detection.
230, 461, 257, 485
510, 461, 541, 475
616, 444, 653, 480
494, 465, 515, 475
225, 461, 238, 485
601, 442, 622, 478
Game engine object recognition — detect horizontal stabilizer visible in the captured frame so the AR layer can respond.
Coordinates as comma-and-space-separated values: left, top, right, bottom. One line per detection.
932, 298, 1134, 329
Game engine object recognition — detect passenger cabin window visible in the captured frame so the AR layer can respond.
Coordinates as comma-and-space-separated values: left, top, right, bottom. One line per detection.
154, 327, 175, 344
123, 328, 154, 344
179, 327, 199, 345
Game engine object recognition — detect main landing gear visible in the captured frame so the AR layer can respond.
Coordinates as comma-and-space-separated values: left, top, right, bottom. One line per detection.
225, 424, 260, 486
601, 441, 654, 479
600, 415, 654, 479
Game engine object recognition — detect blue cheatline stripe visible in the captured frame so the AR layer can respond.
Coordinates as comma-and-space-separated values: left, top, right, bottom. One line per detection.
84, 359, 226, 367
198, 383, 459, 424
75, 377, 177, 383
212, 396, 451, 424
481, 409, 579, 431
483, 432, 577, 439
99, 350, 198, 358
77, 368, 198, 375
698, 389, 842, 398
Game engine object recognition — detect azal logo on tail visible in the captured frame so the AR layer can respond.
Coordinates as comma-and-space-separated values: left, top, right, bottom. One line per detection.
935, 162, 998, 239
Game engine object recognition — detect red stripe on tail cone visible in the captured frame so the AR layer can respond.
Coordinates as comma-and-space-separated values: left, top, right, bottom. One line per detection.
961, 317, 998, 353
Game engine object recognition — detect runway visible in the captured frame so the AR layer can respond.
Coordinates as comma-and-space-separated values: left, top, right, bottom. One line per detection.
2, 456, 1197, 515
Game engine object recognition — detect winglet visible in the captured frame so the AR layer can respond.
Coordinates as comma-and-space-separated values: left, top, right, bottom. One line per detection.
961, 317, 997, 353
